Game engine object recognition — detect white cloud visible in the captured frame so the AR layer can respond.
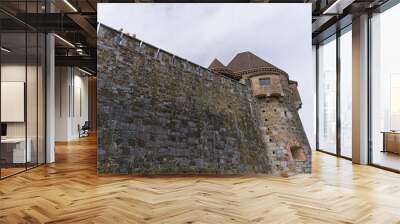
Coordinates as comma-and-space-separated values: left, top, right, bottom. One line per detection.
98, 3, 315, 147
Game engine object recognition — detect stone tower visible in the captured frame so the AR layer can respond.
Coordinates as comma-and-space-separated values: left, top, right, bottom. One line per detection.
209, 52, 311, 174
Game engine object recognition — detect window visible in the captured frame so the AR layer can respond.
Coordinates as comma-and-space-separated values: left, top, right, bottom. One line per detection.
259, 78, 271, 86
340, 27, 352, 158
0, 2, 46, 179
370, 4, 400, 171
317, 35, 337, 155
317, 27, 353, 159
289, 145, 306, 161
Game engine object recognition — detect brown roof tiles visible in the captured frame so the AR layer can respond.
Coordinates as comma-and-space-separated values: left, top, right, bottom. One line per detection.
208, 58, 226, 69
227, 51, 279, 72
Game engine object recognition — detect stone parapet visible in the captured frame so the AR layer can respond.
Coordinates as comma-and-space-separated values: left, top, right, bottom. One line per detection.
97, 24, 244, 88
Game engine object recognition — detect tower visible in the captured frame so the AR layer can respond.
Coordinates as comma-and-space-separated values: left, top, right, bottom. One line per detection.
209, 52, 311, 174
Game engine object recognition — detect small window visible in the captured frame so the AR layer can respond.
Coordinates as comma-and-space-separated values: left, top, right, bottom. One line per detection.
289, 146, 306, 161
259, 78, 271, 86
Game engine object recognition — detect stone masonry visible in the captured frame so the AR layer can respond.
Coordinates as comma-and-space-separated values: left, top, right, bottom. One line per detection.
97, 24, 311, 175
210, 53, 312, 174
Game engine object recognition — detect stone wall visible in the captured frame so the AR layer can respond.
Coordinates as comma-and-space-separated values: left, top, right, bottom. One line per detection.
97, 25, 271, 175
289, 82, 302, 110
250, 74, 311, 174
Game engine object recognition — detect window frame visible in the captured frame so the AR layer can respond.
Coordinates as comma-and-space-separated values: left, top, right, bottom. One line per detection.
315, 24, 353, 161
259, 77, 271, 86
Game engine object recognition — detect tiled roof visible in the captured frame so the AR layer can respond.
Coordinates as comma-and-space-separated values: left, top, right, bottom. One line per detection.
227, 51, 279, 72
208, 58, 225, 69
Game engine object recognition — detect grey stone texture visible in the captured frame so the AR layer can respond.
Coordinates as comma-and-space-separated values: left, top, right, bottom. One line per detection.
97, 24, 311, 175
252, 77, 312, 174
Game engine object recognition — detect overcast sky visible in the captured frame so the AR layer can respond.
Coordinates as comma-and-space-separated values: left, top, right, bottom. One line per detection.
98, 3, 315, 147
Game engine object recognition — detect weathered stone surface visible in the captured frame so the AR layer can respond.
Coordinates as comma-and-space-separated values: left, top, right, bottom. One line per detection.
97, 25, 270, 175
97, 24, 311, 176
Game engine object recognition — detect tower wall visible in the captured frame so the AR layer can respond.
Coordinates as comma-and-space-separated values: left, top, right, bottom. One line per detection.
244, 72, 312, 174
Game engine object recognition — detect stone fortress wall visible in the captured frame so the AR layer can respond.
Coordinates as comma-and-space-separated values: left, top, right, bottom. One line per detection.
97, 24, 311, 175
97, 24, 270, 174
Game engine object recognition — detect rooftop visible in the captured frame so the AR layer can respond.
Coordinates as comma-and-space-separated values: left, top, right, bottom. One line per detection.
226, 51, 280, 73
208, 58, 226, 70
